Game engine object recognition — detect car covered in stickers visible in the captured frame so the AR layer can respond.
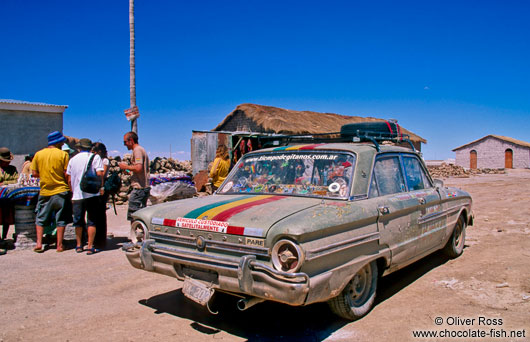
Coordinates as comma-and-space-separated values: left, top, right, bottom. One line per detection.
123, 122, 473, 320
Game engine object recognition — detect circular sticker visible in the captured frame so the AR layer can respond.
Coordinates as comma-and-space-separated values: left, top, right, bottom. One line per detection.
221, 181, 233, 193
328, 182, 340, 193
238, 177, 248, 187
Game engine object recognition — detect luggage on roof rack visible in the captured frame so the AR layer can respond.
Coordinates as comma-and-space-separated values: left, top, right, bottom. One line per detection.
340, 121, 400, 138
259, 121, 416, 151
340, 121, 416, 151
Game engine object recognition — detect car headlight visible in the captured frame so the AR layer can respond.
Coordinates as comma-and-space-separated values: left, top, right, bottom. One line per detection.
271, 239, 304, 273
130, 220, 148, 244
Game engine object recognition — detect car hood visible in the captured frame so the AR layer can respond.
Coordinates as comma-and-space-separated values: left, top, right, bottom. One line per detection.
134, 194, 323, 237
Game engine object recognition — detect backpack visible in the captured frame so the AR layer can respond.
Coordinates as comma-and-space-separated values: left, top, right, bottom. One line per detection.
104, 171, 122, 215
80, 154, 101, 194
104, 171, 122, 195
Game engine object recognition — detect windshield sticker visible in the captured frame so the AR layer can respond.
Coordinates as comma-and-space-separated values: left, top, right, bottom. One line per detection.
220, 181, 233, 193
329, 182, 340, 193
245, 153, 340, 163
224, 152, 355, 199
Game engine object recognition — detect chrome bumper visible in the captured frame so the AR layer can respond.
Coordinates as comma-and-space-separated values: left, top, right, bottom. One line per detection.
124, 239, 311, 305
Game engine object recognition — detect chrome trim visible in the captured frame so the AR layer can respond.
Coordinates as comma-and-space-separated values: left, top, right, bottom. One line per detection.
250, 260, 309, 283
151, 243, 239, 268
418, 205, 462, 225
271, 240, 305, 273
149, 231, 270, 257
305, 232, 380, 261
148, 243, 307, 284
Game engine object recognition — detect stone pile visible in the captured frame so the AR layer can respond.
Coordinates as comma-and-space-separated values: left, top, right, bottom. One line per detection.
427, 163, 505, 178
150, 157, 192, 174
107, 156, 194, 205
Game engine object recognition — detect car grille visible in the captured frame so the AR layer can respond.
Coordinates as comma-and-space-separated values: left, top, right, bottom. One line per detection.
148, 231, 270, 259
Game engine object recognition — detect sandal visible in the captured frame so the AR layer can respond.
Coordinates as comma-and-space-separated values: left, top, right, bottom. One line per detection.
86, 248, 100, 255
75, 246, 84, 253
33, 247, 44, 253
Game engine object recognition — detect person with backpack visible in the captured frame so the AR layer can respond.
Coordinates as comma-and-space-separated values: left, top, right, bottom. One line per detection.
91, 142, 111, 249
66, 138, 104, 255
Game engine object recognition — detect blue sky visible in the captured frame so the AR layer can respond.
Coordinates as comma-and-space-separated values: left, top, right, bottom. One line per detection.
1, 0, 529, 160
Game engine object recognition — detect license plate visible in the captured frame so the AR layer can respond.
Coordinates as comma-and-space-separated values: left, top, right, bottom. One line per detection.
182, 278, 214, 306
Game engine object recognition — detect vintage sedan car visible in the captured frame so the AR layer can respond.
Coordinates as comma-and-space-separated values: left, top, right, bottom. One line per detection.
124, 124, 473, 320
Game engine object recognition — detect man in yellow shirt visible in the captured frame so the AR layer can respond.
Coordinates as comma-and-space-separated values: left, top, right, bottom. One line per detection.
31, 131, 72, 253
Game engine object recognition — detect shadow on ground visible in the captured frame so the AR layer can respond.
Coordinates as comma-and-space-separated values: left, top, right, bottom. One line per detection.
139, 250, 453, 341
104, 236, 130, 251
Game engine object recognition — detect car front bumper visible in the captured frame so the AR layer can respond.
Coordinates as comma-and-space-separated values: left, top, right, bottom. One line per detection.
124, 239, 312, 306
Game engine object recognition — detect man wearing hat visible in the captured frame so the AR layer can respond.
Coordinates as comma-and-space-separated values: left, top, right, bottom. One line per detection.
66, 138, 104, 255
31, 131, 72, 253
0, 147, 18, 185
0, 147, 19, 247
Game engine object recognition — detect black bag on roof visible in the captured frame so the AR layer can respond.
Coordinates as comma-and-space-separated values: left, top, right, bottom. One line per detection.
340, 121, 402, 138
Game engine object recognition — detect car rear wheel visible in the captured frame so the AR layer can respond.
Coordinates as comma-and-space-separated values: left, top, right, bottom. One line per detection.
327, 261, 378, 320
443, 215, 466, 258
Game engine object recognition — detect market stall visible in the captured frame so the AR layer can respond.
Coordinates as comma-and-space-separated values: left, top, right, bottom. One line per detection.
0, 181, 40, 248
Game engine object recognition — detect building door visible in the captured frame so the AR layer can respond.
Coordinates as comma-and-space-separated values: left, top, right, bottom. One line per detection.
470, 150, 477, 169
505, 149, 513, 168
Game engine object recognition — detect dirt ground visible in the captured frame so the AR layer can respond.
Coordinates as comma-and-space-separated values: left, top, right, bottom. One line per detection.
1, 170, 529, 342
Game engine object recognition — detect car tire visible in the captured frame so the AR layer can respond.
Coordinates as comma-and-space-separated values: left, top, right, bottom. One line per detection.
327, 261, 378, 321
443, 215, 466, 258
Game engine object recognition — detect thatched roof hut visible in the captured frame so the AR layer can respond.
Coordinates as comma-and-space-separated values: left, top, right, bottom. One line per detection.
214, 103, 426, 146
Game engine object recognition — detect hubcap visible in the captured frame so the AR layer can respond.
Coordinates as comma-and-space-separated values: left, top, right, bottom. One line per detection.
454, 221, 465, 250
348, 266, 371, 304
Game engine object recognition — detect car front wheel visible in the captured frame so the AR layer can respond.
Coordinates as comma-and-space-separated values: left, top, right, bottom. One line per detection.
443, 215, 466, 258
327, 261, 378, 320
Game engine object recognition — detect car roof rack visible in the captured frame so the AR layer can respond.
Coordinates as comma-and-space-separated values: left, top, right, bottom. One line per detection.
259, 121, 416, 152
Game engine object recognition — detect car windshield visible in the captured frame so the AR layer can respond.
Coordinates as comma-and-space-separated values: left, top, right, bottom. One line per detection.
218, 151, 356, 199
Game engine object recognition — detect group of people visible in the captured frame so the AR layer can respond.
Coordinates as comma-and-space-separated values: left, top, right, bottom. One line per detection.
0, 129, 150, 255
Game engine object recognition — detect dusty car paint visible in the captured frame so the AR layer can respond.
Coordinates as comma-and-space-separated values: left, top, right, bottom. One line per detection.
124, 142, 473, 319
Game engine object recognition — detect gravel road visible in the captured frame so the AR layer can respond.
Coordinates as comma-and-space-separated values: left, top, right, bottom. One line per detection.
1, 170, 529, 341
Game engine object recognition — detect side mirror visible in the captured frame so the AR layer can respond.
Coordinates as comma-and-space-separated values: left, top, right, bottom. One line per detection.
433, 179, 444, 188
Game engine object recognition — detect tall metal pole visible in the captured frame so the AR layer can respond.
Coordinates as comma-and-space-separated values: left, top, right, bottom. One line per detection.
129, 0, 137, 134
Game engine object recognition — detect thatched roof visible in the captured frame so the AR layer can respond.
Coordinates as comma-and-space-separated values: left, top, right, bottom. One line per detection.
214, 103, 426, 144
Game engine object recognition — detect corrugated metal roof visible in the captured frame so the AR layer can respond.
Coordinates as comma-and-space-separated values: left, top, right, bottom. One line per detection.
452, 135, 530, 151
0, 99, 67, 108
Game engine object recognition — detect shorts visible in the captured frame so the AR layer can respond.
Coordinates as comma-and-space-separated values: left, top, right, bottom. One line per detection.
0, 198, 15, 225
35, 191, 72, 227
72, 196, 101, 228
127, 188, 150, 221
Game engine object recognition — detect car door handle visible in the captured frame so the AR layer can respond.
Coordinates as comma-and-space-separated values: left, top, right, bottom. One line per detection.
378, 206, 390, 215
418, 197, 426, 205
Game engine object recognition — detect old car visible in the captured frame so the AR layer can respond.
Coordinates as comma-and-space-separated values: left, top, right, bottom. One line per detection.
123, 122, 473, 320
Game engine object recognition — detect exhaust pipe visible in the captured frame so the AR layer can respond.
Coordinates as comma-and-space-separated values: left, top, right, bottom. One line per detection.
237, 297, 265, 311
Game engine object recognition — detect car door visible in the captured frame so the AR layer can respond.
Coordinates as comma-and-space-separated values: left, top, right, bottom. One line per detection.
402, 154, 444, 254
370, 154, 422, 265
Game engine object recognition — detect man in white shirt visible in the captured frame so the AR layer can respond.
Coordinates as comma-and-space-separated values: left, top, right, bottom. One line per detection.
66, 138, 104, 255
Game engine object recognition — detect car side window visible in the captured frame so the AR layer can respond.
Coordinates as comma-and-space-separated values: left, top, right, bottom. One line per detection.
368, 175, 379, 198
403, 156, 432, 190
372, 156, 406, 196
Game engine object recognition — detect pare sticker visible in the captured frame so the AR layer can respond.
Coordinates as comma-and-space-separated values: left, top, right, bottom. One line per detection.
221, 181, 233, 193
328, 182, 340, 193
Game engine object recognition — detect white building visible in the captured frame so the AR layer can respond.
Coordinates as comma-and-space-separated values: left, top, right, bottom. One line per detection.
452, 135, 530, 169
0, 99, 68, 169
